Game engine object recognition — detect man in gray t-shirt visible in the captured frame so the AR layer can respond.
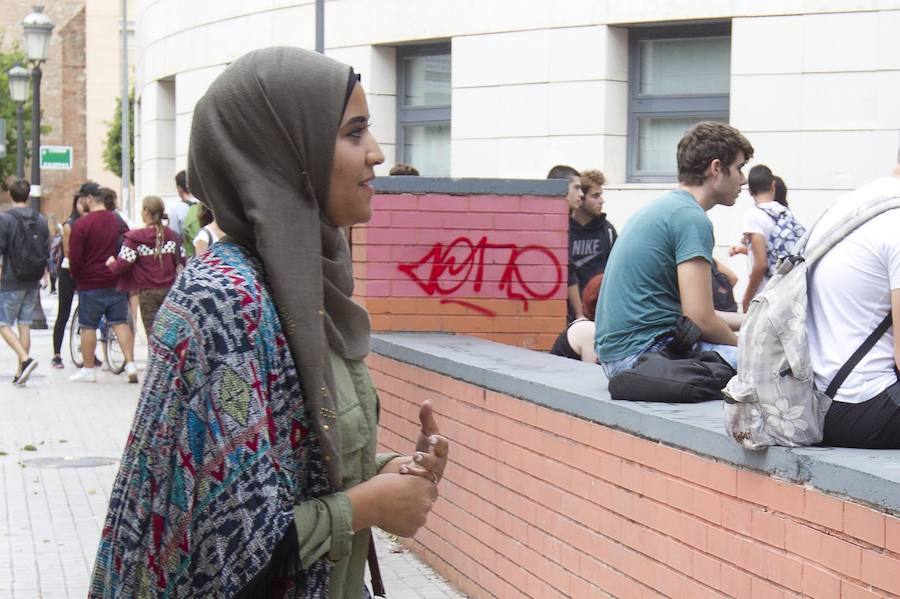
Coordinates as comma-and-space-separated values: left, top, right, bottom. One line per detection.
0, 179, 47, 385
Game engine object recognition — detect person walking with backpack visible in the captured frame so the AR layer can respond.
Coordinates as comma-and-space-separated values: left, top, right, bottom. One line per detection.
735, 165, 805, 312
0, 179, 49, 386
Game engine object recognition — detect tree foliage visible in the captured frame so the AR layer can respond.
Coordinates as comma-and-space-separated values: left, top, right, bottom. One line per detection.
103, 90, 134, 178
0, 38, 36, 188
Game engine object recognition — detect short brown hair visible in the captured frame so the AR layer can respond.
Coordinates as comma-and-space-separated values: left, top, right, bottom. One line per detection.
389, 163, 419, 176
676, 121, 753, 186
580, 169, 606, 192
8, 179, 30, 203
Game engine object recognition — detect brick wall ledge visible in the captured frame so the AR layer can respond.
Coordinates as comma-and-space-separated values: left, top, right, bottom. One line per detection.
372, 332, 900, 514
373, 176, 568, 196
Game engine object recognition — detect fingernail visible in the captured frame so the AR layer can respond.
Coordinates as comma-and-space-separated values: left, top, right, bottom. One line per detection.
429, 436, 438, 445
414, 452, 423, 462
400, 465, 408, 473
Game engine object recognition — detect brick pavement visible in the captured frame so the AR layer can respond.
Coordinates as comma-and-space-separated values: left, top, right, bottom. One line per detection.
0, 290, 464, 598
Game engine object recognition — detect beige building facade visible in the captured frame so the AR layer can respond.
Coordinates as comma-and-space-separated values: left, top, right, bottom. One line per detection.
1, 0, 134, 220
133, 0, 900, 289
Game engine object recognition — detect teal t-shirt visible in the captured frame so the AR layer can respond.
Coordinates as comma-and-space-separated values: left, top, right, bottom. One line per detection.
595, 189, 714, 363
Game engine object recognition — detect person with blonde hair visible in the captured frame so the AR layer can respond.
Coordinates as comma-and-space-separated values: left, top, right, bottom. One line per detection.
106, 195, 184, 341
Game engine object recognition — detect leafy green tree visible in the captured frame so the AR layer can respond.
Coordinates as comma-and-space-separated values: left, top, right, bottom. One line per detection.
0, 39, 36, 187
103, 90, 134, 177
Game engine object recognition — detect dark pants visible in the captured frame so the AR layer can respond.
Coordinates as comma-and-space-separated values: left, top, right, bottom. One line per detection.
53, 268, 76, 355
138, 287, 170, 338
823, 379, 900, 448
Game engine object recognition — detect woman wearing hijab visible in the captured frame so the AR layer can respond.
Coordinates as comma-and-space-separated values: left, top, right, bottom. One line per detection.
90, 47, 449, 598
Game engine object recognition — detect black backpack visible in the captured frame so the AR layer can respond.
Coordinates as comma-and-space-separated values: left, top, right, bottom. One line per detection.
7, 210, 50, 282
711, 263, 737, 312
608, 316, 736, 403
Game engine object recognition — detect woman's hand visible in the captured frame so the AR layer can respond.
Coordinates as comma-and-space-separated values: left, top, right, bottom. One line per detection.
105, 256, 116, 270
398, 400, 449, 484
346, 473, 437, 537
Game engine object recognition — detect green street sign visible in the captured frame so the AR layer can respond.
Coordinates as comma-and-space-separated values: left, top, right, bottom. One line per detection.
40, 145, 73, 170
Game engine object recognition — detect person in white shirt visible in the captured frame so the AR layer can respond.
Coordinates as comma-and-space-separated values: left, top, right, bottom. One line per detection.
191, 203, 224, 255
807, 150, 900, 448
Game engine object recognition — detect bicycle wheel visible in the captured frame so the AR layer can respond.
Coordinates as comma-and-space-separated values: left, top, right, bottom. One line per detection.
104, 324, 127, 375
69, 306, 84, 368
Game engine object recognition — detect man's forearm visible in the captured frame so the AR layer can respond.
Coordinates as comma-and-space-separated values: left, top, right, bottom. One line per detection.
696, 313, 738, 345
568, 284, 584, 317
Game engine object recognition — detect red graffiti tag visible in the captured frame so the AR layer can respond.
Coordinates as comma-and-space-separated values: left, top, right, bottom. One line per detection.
397, 236, 563, 317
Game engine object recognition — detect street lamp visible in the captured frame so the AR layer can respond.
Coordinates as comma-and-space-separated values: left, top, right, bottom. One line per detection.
22, 5, 54, 212
7, 64, 29, 179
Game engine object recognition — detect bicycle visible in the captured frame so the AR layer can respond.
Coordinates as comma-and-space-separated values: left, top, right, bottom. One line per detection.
68, 305, 127, 375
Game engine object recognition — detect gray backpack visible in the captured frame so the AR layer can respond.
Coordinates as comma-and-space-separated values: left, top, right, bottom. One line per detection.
723, 194, 900, 449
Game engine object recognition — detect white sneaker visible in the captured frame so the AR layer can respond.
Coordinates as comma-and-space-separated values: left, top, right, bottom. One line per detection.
125, 362, 138, 384
69, 367, 97, 383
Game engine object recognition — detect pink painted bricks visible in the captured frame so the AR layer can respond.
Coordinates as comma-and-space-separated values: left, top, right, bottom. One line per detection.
353, 191, 568, 350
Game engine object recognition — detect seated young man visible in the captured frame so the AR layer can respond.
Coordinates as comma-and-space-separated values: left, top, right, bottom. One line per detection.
595, 121, 752, 378
807, 150, 900, 448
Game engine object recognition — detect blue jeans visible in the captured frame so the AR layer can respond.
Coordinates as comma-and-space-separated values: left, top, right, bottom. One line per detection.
0, 288, 39, 327
602, 337, 738, 379
78, 288, 129, 328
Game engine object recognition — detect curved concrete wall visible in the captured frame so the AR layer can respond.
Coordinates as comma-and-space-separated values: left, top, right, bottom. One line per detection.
135, 1, 900, 297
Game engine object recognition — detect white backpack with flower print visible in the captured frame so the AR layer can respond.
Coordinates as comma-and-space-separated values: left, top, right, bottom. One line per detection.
723, 194, 900, 449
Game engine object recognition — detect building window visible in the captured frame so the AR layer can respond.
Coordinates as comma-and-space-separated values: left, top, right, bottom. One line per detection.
396, 43, 451, 176
627, 24, 731, 182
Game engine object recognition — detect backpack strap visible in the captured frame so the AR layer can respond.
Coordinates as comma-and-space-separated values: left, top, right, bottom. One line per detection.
802, 194, 900, 267
756, 204, 780, 222
825, 311, 893, 398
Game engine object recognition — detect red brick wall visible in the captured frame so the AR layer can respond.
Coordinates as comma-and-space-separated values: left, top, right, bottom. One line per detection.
0, 2, 87, 221
352, 193, 568, 351
369, 354, 900, 599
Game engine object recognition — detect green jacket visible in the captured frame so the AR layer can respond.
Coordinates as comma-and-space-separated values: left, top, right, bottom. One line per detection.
182, 203, 201, 257
293, 349, 399, 597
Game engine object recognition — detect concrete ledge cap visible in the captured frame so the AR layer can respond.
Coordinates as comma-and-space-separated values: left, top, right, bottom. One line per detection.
372, 332, 900, 514
373, 176, 567, 197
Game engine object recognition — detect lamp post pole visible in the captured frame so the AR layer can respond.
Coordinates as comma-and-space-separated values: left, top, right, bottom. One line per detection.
120, 0, 130, 218
315, 0, 324, 53
22, 5, 54, 212
29, 65, 42, 210
16, 104, 25, 179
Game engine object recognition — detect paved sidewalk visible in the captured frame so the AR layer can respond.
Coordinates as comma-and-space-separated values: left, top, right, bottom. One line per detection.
0, 290, 464, 598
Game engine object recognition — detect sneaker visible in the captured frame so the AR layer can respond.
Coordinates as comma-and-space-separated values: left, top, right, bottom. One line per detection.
15, 358, 38, 386
51, 356, 64, 369
125, 362, 138, 384
69, 367, 97, 383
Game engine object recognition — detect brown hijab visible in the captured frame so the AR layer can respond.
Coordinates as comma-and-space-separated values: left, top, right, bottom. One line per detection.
187, 47, 371, 488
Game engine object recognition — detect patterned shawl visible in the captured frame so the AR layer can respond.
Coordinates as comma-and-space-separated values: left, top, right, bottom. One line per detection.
187, 47, 372, 489
89, 242, 332, 598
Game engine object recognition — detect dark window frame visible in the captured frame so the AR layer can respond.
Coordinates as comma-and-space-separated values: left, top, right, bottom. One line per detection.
626, 23, 732, 183
395, 42, 451, 171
